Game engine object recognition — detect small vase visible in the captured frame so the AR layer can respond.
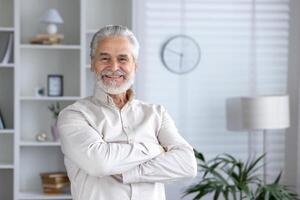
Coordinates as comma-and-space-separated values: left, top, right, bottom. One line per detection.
51, 119, 60, 142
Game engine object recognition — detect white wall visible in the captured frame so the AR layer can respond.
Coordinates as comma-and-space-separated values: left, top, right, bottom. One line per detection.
286, 0, 300, 193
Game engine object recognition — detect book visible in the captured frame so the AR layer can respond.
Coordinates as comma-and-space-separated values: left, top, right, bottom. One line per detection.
29, 34, 64, 45
0, 109, 6, 129
42, 182, 70, 189
41, 176, 69, 184
40, 172, 70, 194
0, 32, 9, 63
1, 33, 13, 64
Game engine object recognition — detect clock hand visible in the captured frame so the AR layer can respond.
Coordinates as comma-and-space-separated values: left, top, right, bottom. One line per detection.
179, 53, 183, 70
166, 48, 182, 56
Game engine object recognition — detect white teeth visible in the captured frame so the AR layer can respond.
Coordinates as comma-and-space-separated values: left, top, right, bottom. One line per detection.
103, 75, 122, 78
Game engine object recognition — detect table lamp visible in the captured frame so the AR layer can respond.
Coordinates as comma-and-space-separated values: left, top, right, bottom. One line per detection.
40, 9, 64, 35
226, 95, 290, 183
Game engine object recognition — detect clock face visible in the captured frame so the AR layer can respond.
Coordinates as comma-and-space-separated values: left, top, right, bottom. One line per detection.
161, 35, 201, 74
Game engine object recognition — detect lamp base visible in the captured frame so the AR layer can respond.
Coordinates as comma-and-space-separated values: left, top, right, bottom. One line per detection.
47, 24, 58, 35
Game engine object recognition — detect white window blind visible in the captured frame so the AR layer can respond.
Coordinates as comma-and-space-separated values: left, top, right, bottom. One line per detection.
133, 0, 289, 199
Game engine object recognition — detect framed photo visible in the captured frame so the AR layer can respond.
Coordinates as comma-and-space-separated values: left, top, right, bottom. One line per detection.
47, 75, 63, 96
0, 109, 5, 129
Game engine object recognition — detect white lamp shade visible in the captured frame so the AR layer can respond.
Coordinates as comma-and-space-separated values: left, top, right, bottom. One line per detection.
226, 95, 290, 131
40, 9, 64, 24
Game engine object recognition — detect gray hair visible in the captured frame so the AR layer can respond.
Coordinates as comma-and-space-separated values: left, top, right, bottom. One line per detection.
90, 25, 140, 60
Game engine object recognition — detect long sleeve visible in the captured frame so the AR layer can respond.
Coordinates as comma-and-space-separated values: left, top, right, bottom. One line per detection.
57, 107, 163, 178
122, 107, 197, 184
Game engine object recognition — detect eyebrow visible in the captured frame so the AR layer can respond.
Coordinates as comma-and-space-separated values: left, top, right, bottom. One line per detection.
118, 54, 129, 58
99, 52, 110, 57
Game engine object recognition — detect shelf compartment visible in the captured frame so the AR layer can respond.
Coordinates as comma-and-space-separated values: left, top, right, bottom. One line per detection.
0, 0, 14, 27
19, 191, 72, 200
20, 101, 73, 142
19, 147, 67, 196
0, 134, 14, 165
0, 64, 14, 130
20, 49, 80, 97
0, 169, 13, 200
20, 0, 80, 45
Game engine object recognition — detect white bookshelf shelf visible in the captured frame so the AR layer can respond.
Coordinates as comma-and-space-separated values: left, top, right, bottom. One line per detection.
20, 141, 61, 147
20, 44, 81, 50
0, 27, 14, 32
20, 96, 81, 101
19, 191, 72, 200
0, 63, 14, 68
0, 164, 14, 169
0, 129, 14, 134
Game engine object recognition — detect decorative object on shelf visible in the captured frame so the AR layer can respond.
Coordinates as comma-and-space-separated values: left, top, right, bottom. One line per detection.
29, 8, 64, 45
48, 102, 62, 141
35, 86, 45, 97
40, 172, 70, 194
0, 109, 5, 129
29, 33, 64, 45
35, 132, 48, 142
47, 74, 63, 96
226, 95, 290, 184
40, 8, 64, 35
0, 32, 14, 64
183, 149, 299, 200
160, 35, 201, 74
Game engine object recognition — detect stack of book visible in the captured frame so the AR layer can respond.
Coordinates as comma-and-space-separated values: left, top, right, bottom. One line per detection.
40, 172, 70, 194
30, 33, 64, 45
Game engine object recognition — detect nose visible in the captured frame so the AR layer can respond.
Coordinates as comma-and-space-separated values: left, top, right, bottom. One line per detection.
110, 59, 120, 71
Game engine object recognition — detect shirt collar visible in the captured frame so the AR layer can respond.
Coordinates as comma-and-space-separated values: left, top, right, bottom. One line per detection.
93, 83, 135, 108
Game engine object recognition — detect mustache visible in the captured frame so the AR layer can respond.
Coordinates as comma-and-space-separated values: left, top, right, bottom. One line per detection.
101, 69, 126, 77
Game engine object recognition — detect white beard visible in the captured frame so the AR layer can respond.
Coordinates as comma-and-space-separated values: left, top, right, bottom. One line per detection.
95, 71, 135, 95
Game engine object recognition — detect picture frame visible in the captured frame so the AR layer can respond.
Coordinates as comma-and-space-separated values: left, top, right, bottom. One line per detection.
0, 109, 6, 129
47, 74, 63, 96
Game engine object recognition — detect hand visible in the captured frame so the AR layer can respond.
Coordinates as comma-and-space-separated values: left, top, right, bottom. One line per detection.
160, 145, 166, 153
111, 174, 123, 183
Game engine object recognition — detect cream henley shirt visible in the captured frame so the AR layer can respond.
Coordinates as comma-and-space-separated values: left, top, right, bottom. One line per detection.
57, 84, 197, 200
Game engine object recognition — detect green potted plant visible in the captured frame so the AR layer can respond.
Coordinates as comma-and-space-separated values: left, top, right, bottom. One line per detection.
183, 149, 299, 200
48, 102, 62, 141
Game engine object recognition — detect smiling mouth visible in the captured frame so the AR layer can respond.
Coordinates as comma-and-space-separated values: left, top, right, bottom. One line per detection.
102, 75, 125, 80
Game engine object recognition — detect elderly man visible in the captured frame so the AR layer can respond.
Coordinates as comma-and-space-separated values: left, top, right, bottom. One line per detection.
57, 25, 197, 200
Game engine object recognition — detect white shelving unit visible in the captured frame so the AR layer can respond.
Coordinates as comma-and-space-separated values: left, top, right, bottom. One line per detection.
0, 0, 15, 199
0, 0, 132, 199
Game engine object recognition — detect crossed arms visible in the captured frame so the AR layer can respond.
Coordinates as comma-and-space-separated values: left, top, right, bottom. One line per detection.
57, 107, 197, 184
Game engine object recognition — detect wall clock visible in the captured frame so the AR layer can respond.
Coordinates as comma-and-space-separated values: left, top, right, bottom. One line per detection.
160, 35, 201, 74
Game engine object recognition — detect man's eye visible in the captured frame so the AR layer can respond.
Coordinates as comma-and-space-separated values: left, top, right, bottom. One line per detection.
119, 58, 128, 63
100, 57, 109, 61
